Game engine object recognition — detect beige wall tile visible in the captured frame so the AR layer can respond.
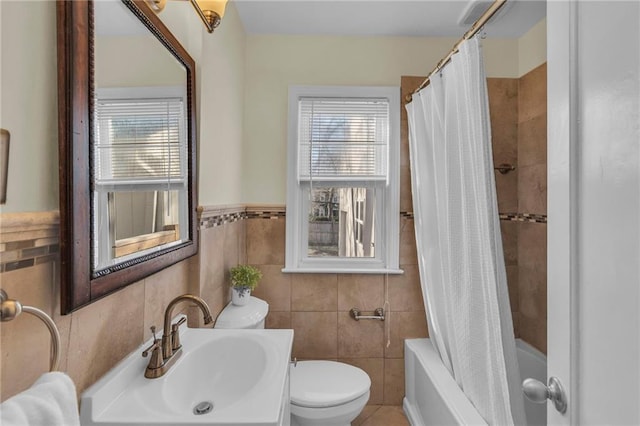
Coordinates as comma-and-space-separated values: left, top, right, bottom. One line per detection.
518, 114, 547, 167
518, 164, 547, 215
199, 225, 225, 298
209, 285, 230, 321
500, 221, 519, 266
518, 222, 547, 269
338, 274, 385, 312
251, 264, 291, 312
67, 280, 145, 393
519, 265, 546, 324
223, 221, 245, 270
291, 273, 338, 311
518, 63, 547, 123
383, 358, 405, 405
517, 218, 546, 353
495, 171, 518, 212
266, 311, 291, 329
399, 218, 417, 265
487, 78, 519, 165
339, 358, 384, 405
291, 311, 337, 359
143, 260, 191, 333
384, 311, 428, 359
246, 218, 285, 265
388, 264, 424, 312
337, 312, 384, 358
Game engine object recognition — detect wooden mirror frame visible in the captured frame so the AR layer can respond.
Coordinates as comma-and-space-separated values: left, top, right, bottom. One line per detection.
57, 0, 198, 314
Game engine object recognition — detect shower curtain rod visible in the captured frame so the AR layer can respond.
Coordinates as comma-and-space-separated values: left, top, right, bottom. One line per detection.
406, 0, 507, 103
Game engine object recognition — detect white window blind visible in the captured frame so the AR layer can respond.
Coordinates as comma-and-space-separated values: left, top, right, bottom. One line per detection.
297, 97, 389, 182
95, 98, 186, 186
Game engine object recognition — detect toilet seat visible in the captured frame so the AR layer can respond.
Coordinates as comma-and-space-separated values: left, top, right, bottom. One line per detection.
290, 361, 371, 408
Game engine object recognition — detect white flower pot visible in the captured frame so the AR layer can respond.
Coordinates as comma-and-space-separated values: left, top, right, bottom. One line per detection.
231, 287, 251, 306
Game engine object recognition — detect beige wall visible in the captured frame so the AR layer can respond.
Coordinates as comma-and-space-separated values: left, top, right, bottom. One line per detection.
519, 18, 547, 77
150, 1, 247, 206
0, 1, 58, 213
95, 35, 186, 88
241, 34, 522, 203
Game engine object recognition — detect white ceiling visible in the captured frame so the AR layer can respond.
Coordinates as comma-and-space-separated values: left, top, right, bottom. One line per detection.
234, 0, 546, 38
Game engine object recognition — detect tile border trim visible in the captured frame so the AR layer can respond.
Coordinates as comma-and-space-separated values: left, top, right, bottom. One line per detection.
499, 213, 547, 223
0, 211, 60, 273
198, 207, 548, 227
1, 207, 546, 272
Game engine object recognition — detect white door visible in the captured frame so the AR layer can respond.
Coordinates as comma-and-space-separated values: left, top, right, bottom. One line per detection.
547, 1, 640, 425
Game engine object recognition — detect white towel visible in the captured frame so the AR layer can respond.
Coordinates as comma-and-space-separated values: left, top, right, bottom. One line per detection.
0, 372, 80, 426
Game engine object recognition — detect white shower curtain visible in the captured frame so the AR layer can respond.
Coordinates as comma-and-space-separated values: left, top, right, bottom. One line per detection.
406, 36, 526, 425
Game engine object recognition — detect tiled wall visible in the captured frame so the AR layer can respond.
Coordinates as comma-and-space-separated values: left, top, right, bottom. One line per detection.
488, 64, 548, 355
487, 77, 522, 336
195, 206, 247, 324
517, 63, 547, 353
248, 209, 424, 405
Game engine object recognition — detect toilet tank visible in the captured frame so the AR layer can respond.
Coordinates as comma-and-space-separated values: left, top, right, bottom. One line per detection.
214, 296, 269, 329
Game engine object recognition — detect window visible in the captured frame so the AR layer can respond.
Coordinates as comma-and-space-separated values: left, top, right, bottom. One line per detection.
93, 87, 189, 270
285, 86, 401, 273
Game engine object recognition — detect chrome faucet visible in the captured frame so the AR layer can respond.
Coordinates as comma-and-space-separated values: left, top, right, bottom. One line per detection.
142, 294, 213, 379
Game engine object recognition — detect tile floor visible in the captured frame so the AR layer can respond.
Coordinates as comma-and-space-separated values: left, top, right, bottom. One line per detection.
353, 405, 410, 426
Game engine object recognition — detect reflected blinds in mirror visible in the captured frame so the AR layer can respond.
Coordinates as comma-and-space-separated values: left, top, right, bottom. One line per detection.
95, 98, 186, 188
297, 98, 389, 182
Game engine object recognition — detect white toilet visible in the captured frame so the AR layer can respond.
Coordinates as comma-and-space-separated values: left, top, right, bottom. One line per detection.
215, 296, 371, 426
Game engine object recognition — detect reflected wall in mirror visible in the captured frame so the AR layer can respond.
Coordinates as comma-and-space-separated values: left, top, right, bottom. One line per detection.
57, 0, 198, 314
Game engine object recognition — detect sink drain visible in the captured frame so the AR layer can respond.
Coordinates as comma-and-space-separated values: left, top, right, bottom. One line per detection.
193, 401, 214, 415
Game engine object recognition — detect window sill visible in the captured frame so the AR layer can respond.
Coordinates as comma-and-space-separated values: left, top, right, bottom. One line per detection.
281, 267, 404, 275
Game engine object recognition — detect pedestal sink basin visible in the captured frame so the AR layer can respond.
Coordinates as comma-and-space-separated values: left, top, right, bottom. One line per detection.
80, 317, 293, 426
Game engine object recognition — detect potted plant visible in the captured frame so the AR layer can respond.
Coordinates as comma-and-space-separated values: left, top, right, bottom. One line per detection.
230, 264, 262, 306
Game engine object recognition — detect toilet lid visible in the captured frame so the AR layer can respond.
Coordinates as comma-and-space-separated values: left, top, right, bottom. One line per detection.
214, 297, 269, 329
290, 361, 371, 408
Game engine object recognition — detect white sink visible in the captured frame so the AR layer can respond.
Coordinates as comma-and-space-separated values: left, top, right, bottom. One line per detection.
80, 318, 293, 426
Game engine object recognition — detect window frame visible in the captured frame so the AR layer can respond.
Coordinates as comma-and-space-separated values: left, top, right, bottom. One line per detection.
284, 85, 402, 274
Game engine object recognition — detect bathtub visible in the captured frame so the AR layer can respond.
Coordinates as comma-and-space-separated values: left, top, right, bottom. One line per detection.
403, 338, 547, 426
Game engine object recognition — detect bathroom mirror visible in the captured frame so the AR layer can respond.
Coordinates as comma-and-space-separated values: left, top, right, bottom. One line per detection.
57, 0, 198, 314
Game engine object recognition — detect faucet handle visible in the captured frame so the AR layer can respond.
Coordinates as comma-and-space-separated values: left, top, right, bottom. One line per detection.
171, 317, 187, 351
172, 317, 187, 331
142, 339, 160, 358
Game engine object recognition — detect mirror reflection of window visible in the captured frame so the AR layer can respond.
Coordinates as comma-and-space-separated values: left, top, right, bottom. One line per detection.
93, 88, 188, 270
